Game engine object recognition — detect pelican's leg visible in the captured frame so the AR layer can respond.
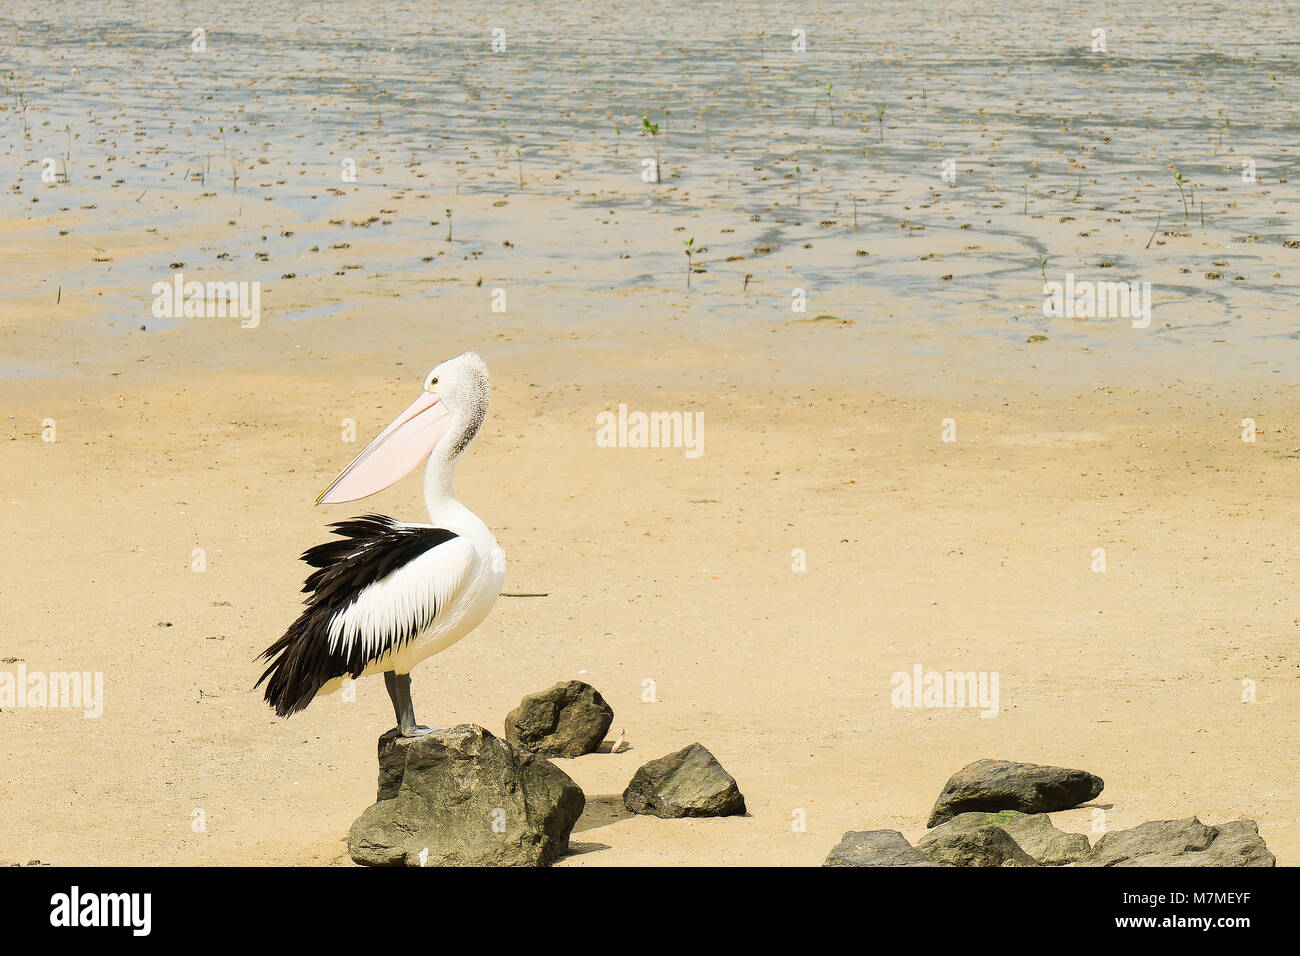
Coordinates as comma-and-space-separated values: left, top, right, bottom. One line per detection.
384, 671, 431, 738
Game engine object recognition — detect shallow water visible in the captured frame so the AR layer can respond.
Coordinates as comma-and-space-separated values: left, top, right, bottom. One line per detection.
2, 0, 1297, 370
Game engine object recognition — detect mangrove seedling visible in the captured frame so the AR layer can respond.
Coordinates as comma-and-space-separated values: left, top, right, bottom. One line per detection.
876, 101, 885, 143
515, 148, 523, 188
826, 83, 834, 126
795, 165, 802, 207
1173, 170, 1188, 223
642, 115, 661, 183
684, 236, 695, 289
1022, 183, 1028, 215
445, 208, 453, 242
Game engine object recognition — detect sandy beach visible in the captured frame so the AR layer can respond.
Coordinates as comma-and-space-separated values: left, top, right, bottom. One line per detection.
1, 1, 1297, 867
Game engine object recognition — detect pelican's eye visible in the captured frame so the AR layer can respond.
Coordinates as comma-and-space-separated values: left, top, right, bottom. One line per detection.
425, 374, 439, 390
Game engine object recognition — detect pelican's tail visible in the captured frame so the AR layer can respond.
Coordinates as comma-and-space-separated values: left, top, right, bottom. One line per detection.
256, 616, 325, 718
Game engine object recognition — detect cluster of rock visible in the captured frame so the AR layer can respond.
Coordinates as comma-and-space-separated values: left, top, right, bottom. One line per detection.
348, 679, 745, 867
825, 758, 1275, 867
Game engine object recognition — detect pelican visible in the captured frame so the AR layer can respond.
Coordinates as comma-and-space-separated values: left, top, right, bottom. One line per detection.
256, 351, 504, 737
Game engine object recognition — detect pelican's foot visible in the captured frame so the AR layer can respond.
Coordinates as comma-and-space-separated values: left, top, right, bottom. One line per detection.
398, 723, 433, 738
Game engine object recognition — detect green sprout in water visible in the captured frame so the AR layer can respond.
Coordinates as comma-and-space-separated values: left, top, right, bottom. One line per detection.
683, 236, 695, 289
826, 83, 834, 126
795, 165, 802, 207
445, 208, 453, 242
1173, 170, 1188, 224
876, 101, 885, 143
642, 115, 661, 183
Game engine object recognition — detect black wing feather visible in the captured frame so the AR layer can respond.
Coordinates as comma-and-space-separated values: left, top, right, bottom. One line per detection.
255, 514, 458, 718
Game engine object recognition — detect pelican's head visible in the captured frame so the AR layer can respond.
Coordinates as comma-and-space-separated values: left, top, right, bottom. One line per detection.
316, 351, 491, 505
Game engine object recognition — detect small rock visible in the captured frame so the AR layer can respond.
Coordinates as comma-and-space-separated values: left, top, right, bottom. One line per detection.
504, 680, 614, 758
824, 829, 944, 867
1081, 817, 1275, 867
623, 743, 746, 818
920, 810, 1090, 865
928, 759, 1104, 826
918, 825, 1040, 867
348, 724, 584, 867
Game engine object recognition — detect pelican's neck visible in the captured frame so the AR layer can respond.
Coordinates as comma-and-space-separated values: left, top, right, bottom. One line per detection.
422, 401, 485, 526
423, 442, 461, 523
421, 373, 490, 528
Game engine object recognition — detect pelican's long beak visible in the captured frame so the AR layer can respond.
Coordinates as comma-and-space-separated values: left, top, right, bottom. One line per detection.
316, 390, 451, 505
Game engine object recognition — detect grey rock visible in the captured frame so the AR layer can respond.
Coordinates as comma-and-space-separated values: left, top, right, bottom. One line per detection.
504, 680, 614, 758
1081, 817, 1275, 867
348, 724, 585, 867
928, 759, 1104, 827
917, 825, 1040, 867
622, 742, 746, 818
824, 829, 945, 867
920, 810, 1091, 865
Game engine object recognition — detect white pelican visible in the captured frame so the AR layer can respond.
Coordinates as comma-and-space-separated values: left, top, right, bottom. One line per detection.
256, 351, 504, 737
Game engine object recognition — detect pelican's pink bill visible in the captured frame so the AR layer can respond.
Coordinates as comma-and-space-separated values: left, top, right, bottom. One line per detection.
315, 390, 451, 505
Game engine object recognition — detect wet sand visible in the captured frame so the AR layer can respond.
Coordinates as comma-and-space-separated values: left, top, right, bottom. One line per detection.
1, 1, 1297, 865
